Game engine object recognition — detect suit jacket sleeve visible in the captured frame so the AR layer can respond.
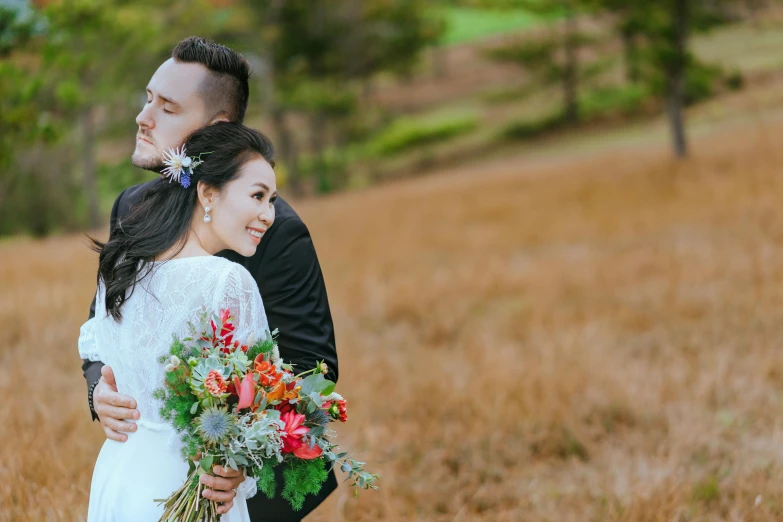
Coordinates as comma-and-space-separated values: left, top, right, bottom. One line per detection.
256, 217, 339, 385
82, 189, 126, 420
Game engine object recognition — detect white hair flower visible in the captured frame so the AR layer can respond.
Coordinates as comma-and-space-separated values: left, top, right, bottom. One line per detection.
161, 146, 207, 188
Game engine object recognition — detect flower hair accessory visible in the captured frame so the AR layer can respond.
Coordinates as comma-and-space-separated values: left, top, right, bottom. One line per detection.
161, 146, 211, 188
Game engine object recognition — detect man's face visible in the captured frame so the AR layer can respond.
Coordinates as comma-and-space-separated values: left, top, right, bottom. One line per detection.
132, 59, 212, 170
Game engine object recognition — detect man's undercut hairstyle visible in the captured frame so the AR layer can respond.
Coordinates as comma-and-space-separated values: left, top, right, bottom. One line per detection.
172, 36, 250, 124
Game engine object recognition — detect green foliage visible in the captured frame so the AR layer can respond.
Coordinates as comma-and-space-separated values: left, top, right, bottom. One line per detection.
281, 458, 328, 512
683, 61, 723, 105
643, 57, 731, 106
255, 460, 278, 500
97, 160, 156, 213
501, 111, 567, 140
245, 333, 277, 362
367, 113, 478, 157
580, 84, 650, 118
501, 83, 651, 141
438, 5, 554, 46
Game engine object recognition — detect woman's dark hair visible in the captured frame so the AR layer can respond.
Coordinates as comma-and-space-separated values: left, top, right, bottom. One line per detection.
93, 122, 274, 322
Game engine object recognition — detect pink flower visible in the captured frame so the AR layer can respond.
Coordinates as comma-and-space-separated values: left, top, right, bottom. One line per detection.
279, 411, 310, 454
234, 373, 255, 410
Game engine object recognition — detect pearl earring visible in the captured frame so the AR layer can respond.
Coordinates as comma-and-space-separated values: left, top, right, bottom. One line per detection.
204, 206, 212, 223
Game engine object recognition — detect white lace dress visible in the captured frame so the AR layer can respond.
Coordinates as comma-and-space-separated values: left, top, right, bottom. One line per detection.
78, 256, 268, 522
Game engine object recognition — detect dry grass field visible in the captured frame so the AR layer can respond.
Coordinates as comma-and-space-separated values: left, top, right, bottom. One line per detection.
5, 109, 783, 521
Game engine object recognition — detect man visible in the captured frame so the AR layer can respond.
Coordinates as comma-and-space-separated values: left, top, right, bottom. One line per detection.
81, 36, 339, 520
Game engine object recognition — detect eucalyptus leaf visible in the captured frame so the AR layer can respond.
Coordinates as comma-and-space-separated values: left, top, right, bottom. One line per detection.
200, 455, 214, 473
321, 381, 336, 396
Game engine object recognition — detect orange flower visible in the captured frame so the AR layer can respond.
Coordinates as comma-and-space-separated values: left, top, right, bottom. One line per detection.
254, 355, 283, 387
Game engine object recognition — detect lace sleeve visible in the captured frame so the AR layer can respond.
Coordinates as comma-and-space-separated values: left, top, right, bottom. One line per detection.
213, 263, 270, 346
213, 263, 269, 501
78, 282, 106, 362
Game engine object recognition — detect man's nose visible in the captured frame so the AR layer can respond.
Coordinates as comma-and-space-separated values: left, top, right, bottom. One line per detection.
136, 103, 154, 129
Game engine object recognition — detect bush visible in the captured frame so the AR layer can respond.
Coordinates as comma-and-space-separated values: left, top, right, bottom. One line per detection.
684, 61, 723, 105
580, 84, 650, 120
501, 111, 568, 140
367, 113, 478, 157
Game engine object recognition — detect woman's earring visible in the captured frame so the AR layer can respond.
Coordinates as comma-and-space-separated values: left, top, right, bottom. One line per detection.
204, 206, 212, 223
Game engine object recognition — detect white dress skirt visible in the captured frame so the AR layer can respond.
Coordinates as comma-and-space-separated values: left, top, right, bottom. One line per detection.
79, 256, 269, 521
86, 421, 252, 521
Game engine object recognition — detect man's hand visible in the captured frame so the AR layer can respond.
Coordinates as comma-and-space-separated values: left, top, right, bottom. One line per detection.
93, 365, 139, 442
201, 464, 245, 515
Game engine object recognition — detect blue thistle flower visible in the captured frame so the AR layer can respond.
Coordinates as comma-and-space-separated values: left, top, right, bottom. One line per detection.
180, 170, 191, 189
197, 406, 234, 444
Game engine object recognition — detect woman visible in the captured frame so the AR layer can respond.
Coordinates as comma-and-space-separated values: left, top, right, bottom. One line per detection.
78, 122, 276, 521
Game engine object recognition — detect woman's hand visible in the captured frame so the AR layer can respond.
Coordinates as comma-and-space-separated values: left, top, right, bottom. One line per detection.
190, 453, 246, 515
201, 464, 246, 515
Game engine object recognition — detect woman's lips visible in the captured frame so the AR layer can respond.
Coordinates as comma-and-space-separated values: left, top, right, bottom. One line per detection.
246, 227, 266, 242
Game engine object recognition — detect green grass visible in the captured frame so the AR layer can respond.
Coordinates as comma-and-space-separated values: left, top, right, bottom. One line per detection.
366, 110, 479, 157
580, 84, 650, 119
438, 6, 553, 46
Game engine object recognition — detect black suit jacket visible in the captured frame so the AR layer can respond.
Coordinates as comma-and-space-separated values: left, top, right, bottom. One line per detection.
82, 178, 339, 521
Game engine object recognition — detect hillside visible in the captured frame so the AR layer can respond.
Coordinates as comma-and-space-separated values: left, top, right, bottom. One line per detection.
5, 63, 783, 519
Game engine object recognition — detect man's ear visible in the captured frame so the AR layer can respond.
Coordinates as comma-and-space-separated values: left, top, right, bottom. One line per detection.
209, 112, 230, 125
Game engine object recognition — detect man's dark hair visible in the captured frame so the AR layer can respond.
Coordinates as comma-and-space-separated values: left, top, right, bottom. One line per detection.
172, 36, 250, 124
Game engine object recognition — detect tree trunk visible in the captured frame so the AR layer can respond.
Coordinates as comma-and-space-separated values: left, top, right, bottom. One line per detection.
81, 107, 100, 229
562, 2, 579, 124
667, 0, 689, 158
309, 111, 328, 193
431, 47, 448, 79
260, 0, 303, 197
271, 107, 303, 197
621, 27, 639, 84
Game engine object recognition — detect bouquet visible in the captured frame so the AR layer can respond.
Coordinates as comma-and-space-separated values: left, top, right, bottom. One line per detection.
152, 308, 378, 521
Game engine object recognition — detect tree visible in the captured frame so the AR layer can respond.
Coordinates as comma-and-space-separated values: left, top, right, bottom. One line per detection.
593, 0, 754, 158
485, 0, 597, 124
240, 0, 443, 194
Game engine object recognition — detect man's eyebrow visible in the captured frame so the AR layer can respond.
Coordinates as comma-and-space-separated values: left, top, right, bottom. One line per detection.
146, 88, 182, 108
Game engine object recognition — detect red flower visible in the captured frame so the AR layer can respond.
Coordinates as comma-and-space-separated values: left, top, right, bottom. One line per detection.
325, 399, 348, 423
279, 410, 310, 454
234, 373, 255, 410
276, 402, 296, 415
293, 442, 323, 460
204, 370, 227, 396
211, 309, 235, 347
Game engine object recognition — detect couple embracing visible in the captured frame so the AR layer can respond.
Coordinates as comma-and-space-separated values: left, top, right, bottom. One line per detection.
78, 37, 339, 521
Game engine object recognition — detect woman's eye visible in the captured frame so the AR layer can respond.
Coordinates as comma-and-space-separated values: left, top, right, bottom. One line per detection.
254, 192, 265, 200
269, 196, 277, 204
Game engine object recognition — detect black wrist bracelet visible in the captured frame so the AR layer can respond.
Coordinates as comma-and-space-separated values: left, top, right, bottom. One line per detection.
88, 378, 101, 416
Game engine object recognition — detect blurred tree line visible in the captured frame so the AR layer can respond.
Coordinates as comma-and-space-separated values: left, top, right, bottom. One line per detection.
0, 0, 443, 236
0, 0, 774, 237
477, 0, 764, 156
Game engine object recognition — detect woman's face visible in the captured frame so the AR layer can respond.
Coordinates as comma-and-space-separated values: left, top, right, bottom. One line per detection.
208, 157, 277, 257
